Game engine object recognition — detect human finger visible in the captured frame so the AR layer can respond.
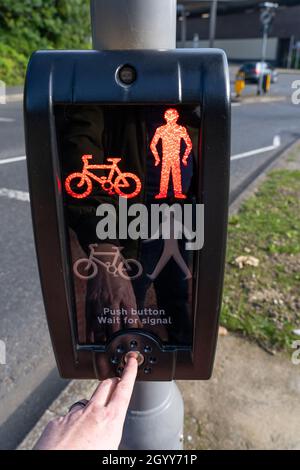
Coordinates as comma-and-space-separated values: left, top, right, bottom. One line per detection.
89, 377, 120, 408
107, 356, 138, 419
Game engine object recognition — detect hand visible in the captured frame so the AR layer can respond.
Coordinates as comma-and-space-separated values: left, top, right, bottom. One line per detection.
154, 158, 160, 167
182, 158, 188, 167
34, 356, 138, 450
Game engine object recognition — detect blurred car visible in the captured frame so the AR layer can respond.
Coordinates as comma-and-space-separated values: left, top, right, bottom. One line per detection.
238, 62, 278, 84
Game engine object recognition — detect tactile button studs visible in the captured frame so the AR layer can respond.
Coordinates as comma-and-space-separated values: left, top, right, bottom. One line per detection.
130, 340, 138, 349
144, 367, 152, 375
111, 356, 119, 365
149, 357, 157, 365
144, 345, 152, 353
116, 345, 125, 354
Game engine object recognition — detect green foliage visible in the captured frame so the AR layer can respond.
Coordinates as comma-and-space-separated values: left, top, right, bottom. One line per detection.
0, 0, 91, 85
0, 43, 28, 85
221, 164, 300, 353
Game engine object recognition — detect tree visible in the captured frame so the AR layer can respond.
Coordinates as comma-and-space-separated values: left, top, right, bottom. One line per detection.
0, 0, 91, 84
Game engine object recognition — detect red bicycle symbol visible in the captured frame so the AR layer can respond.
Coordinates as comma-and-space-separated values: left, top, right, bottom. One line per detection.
65, 155, 142, 199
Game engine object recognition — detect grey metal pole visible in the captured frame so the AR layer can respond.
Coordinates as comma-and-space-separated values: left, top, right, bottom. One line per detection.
90, 0, 184, 451
120, 381, 184, 450
178, 5, 187, 48
91, 0, 177, 50
209, 0, 218, 48
287, 36, 294, 69
193, 33, 200, 48
258, 24, 268, 95
295, 45, 300, 70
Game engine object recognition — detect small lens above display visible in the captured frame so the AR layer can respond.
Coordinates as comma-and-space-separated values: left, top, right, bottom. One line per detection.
117, 65, 137, 85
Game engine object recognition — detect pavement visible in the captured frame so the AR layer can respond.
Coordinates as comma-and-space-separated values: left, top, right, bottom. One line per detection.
181, 333, 300, 450
0, 70, 300, 449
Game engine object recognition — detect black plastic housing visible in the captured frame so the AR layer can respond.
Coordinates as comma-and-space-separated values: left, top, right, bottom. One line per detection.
24, 49, 230, 380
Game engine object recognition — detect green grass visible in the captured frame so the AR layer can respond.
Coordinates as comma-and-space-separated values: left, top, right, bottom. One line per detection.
221, 168, 300, 352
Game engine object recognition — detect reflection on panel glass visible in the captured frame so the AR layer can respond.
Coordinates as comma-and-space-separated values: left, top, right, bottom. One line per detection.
55, 105, 202, 348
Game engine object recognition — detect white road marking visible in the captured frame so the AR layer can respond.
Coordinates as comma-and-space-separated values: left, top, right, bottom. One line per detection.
231, 102, 241, 107
0, 133, 282, 203
231, 136, 281, 161
6, 93, 23, 103
0, 188, 29, 202
0, 117, 15, 123
0, 155, 26, 165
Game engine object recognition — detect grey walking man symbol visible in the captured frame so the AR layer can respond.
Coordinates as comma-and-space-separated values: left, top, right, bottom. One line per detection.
145, 212, 192, 280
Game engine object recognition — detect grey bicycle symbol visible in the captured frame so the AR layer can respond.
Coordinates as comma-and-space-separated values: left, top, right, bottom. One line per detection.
73, 244, 142, 281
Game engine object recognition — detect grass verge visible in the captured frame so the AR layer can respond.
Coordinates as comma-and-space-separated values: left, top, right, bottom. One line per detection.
221, 165, 300, 353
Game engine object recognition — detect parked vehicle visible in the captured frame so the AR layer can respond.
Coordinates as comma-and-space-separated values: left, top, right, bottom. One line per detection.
238, 62, 278, 84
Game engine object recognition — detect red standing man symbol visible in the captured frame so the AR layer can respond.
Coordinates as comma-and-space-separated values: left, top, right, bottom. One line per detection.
150, 108, 193, 199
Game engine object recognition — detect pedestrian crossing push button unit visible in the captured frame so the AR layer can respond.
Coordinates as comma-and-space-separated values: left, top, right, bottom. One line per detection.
24, 49, 230, 380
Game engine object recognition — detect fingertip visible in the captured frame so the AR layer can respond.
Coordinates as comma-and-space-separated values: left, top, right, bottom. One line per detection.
126, 356, 138, 367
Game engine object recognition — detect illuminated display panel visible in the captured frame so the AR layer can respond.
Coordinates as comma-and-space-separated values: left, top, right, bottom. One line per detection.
55, 104, 201, 348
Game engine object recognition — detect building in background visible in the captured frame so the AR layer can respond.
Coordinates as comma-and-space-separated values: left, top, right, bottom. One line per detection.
177, 0, 300, 67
